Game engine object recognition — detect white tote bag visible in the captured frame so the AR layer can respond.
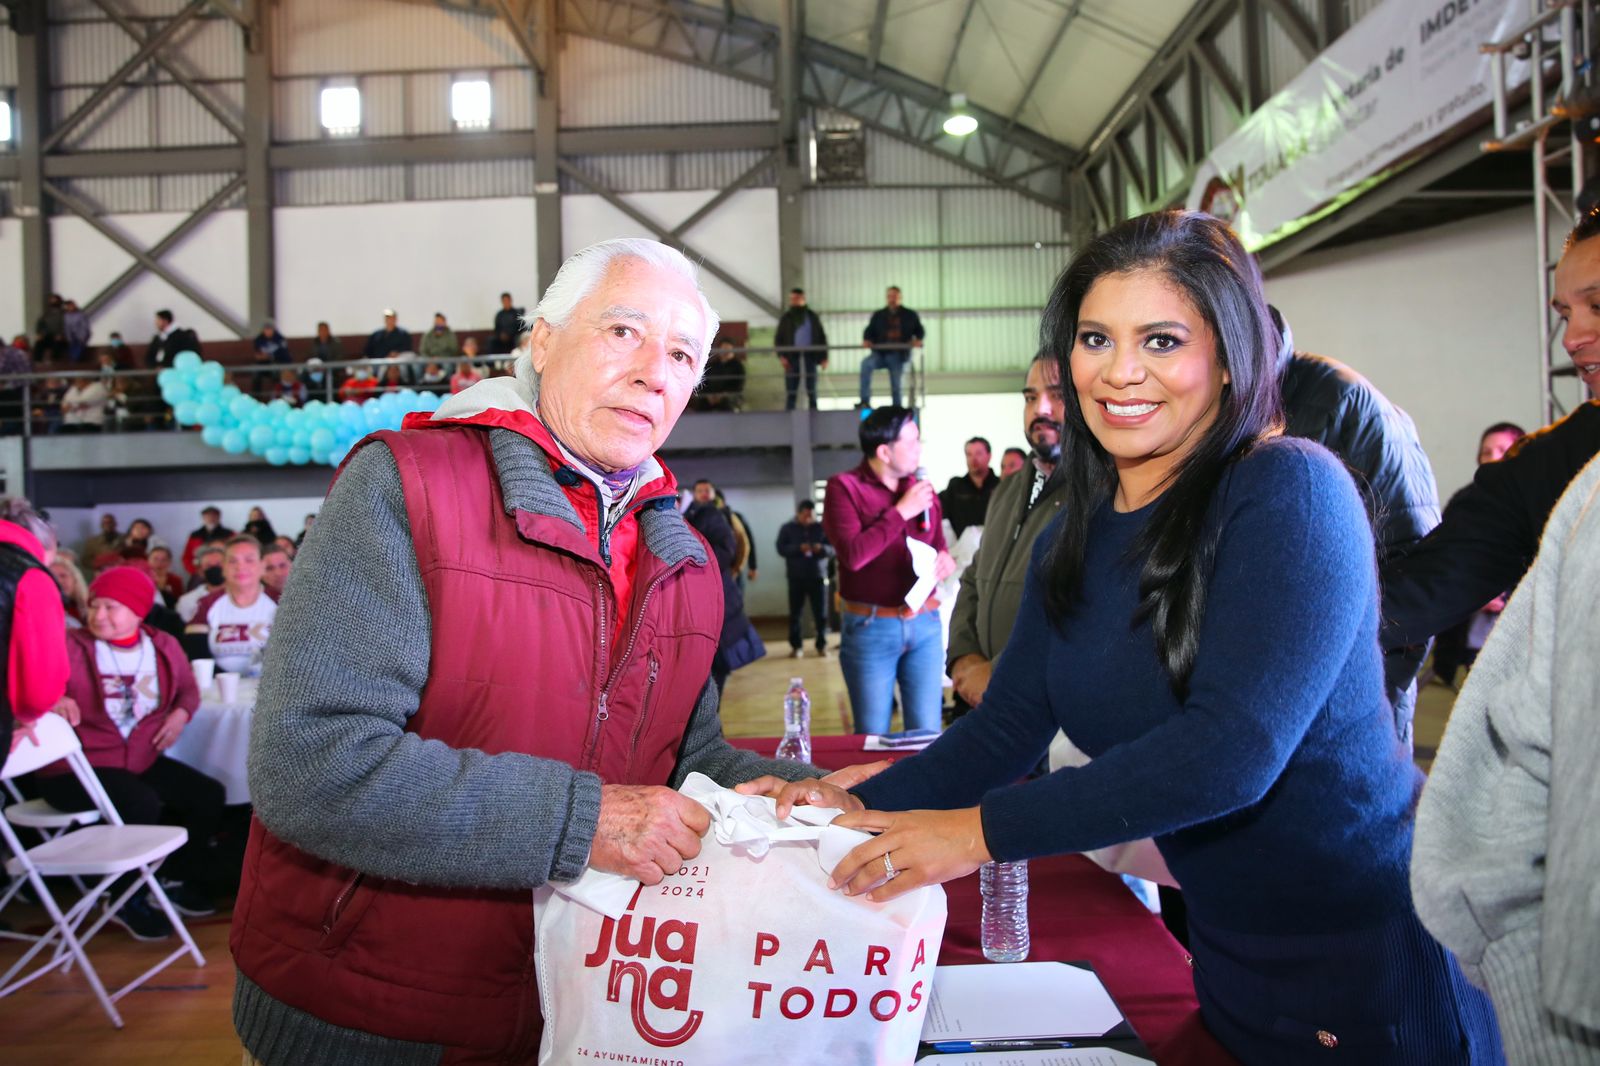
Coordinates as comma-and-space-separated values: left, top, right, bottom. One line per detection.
534, 772, 947, 1066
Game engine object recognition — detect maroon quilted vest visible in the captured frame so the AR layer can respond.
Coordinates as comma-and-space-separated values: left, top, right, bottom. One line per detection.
230, 425, 721, 1062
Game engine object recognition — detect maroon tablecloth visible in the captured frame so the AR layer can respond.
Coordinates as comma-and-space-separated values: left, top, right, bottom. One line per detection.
729, 734, 1237, 1066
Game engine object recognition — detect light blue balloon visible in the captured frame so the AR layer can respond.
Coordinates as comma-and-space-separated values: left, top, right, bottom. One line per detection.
197, 401, 222, 425
230, 394, 256, 420
272, 426, 292, 447
198, 362, 225, 388
310, 446, 332, 465
221, 384, 242, 402
417, 392, 442, 412
174, 351, 202, 372
174, 401, 200, 425
222, 429, 248, 455
363, 403, 389, 431
309, 427, 335, 452
164, 382, 193, 406
156, 368, 178, 389
291, 427, 312, 448
249, 425, 274, 451
265, 447, 288, 466
202, 424, 225, 447
329, 440, 353, 467
288, 447, 310, 465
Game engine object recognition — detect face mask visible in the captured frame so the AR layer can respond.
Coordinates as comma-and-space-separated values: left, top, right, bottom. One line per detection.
204, 565, 224, 586
110, 340, 124, 349
309, 372, 324, 384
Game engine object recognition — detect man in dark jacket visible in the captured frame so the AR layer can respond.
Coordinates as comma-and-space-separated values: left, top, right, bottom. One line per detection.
776, 500, 833, 658
180, 506, 234, 577
1271, 308, 1440, 746
684, 491, 762, 690
947, 356, 1064, 711
491, 292, 524, 354
145, 310, 200, 368
363, 308, 413, 383
1380, 214, 1600, 654
34, 293, 68, 362
939, 436, 997, 538
860, 286, 924, 408
774, 288, 829, 410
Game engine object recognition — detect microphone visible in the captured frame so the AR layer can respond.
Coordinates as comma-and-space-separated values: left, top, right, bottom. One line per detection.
914, 466, 931, 531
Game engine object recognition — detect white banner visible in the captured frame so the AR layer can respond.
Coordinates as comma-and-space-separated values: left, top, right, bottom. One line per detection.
1187, 0, 1534, 250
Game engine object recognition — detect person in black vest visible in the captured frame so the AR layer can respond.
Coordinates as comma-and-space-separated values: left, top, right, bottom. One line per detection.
775, 500, 833, 659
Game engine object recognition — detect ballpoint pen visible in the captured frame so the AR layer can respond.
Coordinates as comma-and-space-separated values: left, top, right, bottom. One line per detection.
925, 1037, 1077, 1053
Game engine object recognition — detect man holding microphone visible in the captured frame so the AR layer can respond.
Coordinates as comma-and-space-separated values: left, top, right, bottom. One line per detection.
823, 406, 956, 735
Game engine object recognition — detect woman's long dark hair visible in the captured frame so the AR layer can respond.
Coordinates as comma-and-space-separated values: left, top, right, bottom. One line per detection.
1041, 211, 1282, 697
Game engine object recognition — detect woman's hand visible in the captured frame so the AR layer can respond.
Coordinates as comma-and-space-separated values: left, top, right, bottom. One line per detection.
734, 760, 892, 819
152, 709, 191, 752
829, 807, 992, 903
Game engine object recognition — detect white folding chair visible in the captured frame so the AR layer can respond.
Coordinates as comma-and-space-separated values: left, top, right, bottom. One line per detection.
0, 714, 206, 1028
2, 779, 102, 916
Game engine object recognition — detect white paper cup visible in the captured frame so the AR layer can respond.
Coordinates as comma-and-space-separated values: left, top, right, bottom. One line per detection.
191, 658, 216, 694
216, 672, 241, 704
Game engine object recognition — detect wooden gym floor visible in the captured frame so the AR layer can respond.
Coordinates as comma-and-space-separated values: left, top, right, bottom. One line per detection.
0, 621, 1457, 1064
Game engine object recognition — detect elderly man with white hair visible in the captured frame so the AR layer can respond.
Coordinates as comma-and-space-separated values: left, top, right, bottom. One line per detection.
231, 240, 849, 1064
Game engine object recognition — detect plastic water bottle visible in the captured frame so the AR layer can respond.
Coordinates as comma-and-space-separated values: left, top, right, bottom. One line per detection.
980, 860, 1030, 962
775, 678, 812, 763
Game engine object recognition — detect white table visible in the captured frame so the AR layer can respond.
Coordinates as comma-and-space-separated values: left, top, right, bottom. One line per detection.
167, 676, 259, 805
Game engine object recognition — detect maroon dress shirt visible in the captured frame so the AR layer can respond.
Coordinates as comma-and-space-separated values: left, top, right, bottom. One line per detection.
822, 459, 947, 607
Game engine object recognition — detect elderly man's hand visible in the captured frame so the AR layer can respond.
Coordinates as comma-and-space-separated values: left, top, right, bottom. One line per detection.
592, 784, 712, 884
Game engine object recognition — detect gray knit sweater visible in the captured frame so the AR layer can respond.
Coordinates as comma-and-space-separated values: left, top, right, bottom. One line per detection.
234, 428, 821, 1065
1412, 453, 1600, 1064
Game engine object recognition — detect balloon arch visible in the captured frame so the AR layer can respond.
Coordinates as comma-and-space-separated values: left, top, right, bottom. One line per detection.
156, 351, 442, 468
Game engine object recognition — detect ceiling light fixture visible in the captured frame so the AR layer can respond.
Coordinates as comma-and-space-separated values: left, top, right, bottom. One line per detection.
943, 93, 978, 137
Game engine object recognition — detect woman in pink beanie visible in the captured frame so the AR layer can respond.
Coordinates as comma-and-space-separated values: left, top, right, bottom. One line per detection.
34, 565, 224, 940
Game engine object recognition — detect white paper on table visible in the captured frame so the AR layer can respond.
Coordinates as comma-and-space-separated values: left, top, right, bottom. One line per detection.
905, 536, 939, 612
924, 1049, 1152, 1065
921, 962, 1127, 1042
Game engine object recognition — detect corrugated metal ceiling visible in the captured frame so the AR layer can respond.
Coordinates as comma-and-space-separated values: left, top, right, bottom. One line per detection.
696, 0, 1203, 151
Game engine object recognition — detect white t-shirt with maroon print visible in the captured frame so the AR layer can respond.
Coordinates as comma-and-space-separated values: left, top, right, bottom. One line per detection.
96, 635, 161, 739
195, 589, 277, 675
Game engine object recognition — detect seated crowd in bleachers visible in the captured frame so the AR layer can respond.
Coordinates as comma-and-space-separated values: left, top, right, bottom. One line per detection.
2, 295, 532, 435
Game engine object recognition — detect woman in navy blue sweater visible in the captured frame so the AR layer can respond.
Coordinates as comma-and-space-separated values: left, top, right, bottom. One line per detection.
742, 212, 1502, 1064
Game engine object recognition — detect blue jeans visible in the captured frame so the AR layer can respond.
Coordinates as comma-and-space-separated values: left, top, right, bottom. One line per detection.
838, 608, 943, 734
858, 350, 908, 407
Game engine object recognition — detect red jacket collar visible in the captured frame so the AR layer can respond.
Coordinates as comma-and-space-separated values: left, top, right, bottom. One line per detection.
400, 407, 679, 505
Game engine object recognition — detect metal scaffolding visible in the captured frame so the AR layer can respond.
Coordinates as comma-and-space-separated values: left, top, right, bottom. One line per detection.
1482, 0, 1597, 424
